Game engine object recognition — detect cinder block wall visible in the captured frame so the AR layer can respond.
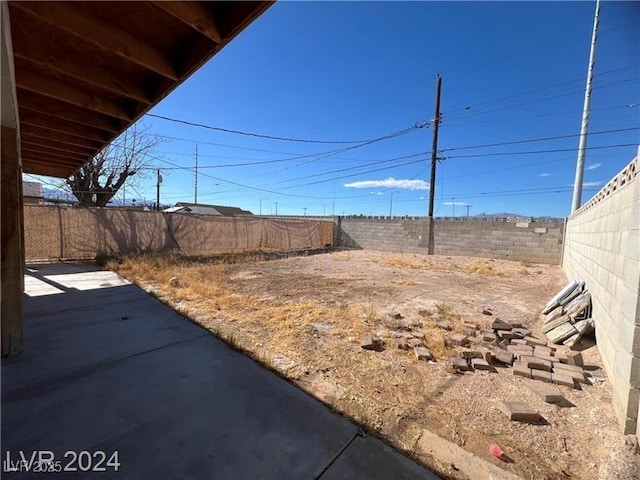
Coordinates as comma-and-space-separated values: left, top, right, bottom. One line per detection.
336, 217, 564, 264
563, 153, 640, 435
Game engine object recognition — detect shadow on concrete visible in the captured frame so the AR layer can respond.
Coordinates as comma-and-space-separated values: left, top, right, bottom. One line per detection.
2, 263, 438, 479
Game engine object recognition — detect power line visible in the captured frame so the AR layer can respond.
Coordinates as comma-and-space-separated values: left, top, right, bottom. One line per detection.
449, 186, 601, 200
236, 124, 425, 181
443, 77, 638, 123
440, 126, 640, 153
265, 151, 428, 186
157, 134, 304, 155
444, 143, 638, 160
443, 64, 639, 118
443, 104, 638, 128
153, 156, 375, 201
148, 124, 423, 174
278, 159, 424, 190
147, 113, 422, 145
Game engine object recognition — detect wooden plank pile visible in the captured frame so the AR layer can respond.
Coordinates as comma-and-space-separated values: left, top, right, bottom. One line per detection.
541, 280, 594, 346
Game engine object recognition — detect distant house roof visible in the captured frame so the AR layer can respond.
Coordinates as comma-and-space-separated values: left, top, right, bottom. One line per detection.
23, 181, 43, 199
164, 202, 253, 216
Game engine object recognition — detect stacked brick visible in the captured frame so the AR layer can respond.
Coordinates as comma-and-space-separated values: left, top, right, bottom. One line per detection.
450, 316, 594, 392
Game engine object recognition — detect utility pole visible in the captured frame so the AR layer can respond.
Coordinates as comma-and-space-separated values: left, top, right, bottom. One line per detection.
428, 74, 442, 255
428, 74, 442, 218
389, 192, 395, 217
451, 197, 455, 217
465, 204, 472, 217
275, 202, 278, 215
156, 169, 162, 211
194, 144, 198, 204
303, 207, 307, 216
572, 0, 600, 213
259, 198, 268, 215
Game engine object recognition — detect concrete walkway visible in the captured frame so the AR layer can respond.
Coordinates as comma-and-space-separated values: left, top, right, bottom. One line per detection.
2, 263, 439, 479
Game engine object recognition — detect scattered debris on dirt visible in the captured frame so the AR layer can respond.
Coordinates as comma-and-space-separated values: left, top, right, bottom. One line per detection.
113, 250, 638, 480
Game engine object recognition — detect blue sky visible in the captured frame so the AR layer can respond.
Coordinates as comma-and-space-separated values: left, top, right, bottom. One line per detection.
32, 1, 639, 217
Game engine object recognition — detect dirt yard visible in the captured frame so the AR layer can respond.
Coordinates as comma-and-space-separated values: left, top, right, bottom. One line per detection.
113, 250, 638, 480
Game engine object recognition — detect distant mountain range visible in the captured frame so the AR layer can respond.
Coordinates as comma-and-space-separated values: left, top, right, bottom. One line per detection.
474, 212, 563, 221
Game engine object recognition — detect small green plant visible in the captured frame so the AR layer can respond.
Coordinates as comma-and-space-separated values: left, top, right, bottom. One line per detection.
520, 260, 533, 268
520, 268, 531, 276
418, 308, 434, 318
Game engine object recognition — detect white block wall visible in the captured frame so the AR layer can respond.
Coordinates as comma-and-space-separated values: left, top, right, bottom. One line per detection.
563, 153, 640, 434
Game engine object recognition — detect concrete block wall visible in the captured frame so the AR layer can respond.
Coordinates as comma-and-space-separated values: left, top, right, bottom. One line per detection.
336, 216, 564, 264
563, 152, 640, 435
432, 220, 563, 264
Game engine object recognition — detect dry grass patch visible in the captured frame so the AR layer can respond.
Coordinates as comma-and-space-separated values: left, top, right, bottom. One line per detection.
465, 260, 503, 276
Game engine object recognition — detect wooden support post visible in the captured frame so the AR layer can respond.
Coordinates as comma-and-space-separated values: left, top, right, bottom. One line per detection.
1, 125, 24, 356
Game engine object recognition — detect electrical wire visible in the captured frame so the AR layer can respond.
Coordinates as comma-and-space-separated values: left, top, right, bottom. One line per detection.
266, 151, 429, 186
152, 156, 377, 201
442, 104, 639, 128
147, 113, 423, 144
444, 143, 638, 160
440, 126, 640, 153
443, 64, 640, 118
443, 77, 638, 124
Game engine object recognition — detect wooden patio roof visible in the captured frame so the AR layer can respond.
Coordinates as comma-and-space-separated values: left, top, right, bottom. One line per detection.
8, 1, 273, 178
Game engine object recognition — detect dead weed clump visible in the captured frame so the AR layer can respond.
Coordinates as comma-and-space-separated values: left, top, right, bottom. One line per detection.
465, 260, 503, 276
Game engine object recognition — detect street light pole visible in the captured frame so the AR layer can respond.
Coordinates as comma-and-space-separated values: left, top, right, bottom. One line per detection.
572, 0, 601, 213
259, 197, 269, 215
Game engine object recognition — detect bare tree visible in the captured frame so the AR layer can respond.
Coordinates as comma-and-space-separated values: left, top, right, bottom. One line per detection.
66, 124, 160, 207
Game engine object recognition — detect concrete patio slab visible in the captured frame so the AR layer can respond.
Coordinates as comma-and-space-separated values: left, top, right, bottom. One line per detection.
2, 263, 439, 479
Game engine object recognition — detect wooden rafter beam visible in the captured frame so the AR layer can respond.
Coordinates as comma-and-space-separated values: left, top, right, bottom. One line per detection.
16, 67, 133, 121
18, 91, 122, 133
22, 145, 90, 163
19, 110, 111, 143
11, 2, 179, 81
12, 32, 152, 104
22, 160, 76, 178
155, 1, 222, 43
22, 155, 81, 169
21, 125, 103, 150
20, 137, 100, 156
22, 136, 97, 156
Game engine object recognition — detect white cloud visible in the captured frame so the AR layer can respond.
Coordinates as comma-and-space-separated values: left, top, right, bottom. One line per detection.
583, 181, 604, 187
443, 201, 467, 206
344, 177, 429, 190
418, 196, 427, 200
539, 173, 551, 177
585, 163, 602, 171
369, 191, 384, 195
